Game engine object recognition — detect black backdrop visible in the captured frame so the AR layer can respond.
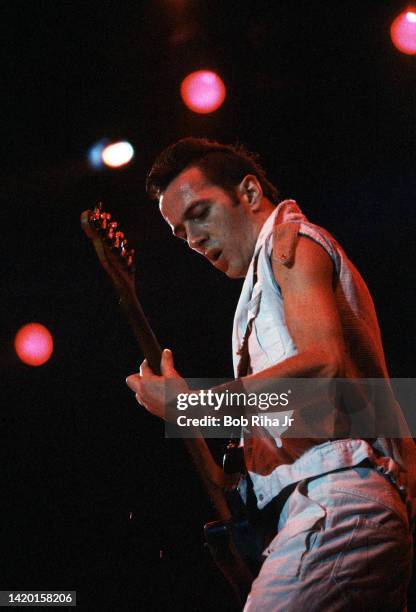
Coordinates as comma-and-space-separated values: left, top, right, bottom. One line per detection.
2, 1, 415, 609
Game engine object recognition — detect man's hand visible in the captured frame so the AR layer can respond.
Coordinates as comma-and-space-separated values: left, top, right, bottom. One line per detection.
126, 348, 189, 420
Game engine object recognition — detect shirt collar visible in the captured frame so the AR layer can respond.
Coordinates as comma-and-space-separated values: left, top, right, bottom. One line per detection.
252, 199, 305, 258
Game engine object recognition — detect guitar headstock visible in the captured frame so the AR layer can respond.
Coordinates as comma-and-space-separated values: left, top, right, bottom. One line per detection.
81, 202, 136, 300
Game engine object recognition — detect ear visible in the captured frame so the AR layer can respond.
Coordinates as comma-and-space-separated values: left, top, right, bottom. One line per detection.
238, 175, 263, 211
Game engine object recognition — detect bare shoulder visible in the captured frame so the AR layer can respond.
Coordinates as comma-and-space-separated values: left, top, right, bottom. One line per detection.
272, 234, 335, 291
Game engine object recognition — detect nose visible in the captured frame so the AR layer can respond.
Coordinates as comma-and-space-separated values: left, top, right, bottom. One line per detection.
187, 226, 208, 252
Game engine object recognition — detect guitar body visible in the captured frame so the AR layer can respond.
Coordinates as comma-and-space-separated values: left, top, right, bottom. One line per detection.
81, 203, 256, 604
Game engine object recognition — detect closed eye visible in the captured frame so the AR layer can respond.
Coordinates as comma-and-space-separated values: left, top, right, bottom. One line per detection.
172, 200, 210, 240
191, 208, 208, 221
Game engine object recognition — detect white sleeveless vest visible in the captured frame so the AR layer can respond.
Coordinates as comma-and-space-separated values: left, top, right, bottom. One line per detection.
232, 200, 416, 517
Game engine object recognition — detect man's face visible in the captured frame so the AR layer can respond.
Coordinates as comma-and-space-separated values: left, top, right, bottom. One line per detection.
159, 166, 257, 278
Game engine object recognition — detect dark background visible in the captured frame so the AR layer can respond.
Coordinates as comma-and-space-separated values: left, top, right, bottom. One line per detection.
2, 1, 415, 609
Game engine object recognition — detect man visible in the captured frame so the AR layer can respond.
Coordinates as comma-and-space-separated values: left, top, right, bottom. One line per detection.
126, 138, 415, 610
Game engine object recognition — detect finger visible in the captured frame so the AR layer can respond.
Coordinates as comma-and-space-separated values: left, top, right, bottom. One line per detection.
126, 374, 141, 393
135, 392, 146, 407
161, 348, 178, 377
140, 358, 153, 377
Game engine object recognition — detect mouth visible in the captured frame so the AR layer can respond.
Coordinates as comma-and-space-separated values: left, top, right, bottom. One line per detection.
205, 248, 222, 264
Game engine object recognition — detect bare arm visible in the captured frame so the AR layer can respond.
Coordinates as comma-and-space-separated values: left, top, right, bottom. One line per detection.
239, 235, 346, 395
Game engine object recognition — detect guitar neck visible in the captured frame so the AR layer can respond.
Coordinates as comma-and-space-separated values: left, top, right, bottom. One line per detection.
119, 292, 163, 375
121, 289, 234, 522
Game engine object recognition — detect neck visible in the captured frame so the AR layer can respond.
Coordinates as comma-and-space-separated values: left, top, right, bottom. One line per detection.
252, 198, 275, 239
237, 199, 275, 278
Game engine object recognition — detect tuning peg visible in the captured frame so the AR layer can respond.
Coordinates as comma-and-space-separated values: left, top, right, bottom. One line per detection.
114, 230, 125, 249
99, 212, 111, 230
106, 220, 118, 239
127, 249, 135, 268
120, 238, 128, 257
89, 201, 103, 221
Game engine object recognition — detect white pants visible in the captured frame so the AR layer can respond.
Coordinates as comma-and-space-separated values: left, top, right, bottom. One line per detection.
244, 465, 413, 611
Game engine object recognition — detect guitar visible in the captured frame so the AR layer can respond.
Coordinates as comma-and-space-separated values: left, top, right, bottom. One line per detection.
81, 202, 255, 605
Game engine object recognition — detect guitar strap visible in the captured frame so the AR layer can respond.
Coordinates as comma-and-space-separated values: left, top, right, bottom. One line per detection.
236, 252, 259, 378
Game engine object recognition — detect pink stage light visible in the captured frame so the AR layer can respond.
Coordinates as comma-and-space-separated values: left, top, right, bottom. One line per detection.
14, 322, 54, 367
180, 70, 226, 114
390, 9, 416, 55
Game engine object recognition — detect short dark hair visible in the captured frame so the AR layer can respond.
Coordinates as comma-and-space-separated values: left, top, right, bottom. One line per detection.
146, 137, 280, 204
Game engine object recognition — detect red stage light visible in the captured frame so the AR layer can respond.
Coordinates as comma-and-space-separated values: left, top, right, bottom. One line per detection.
390, 9, 416, 55
14, 322, 54, 367
180, 70, 226, 114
